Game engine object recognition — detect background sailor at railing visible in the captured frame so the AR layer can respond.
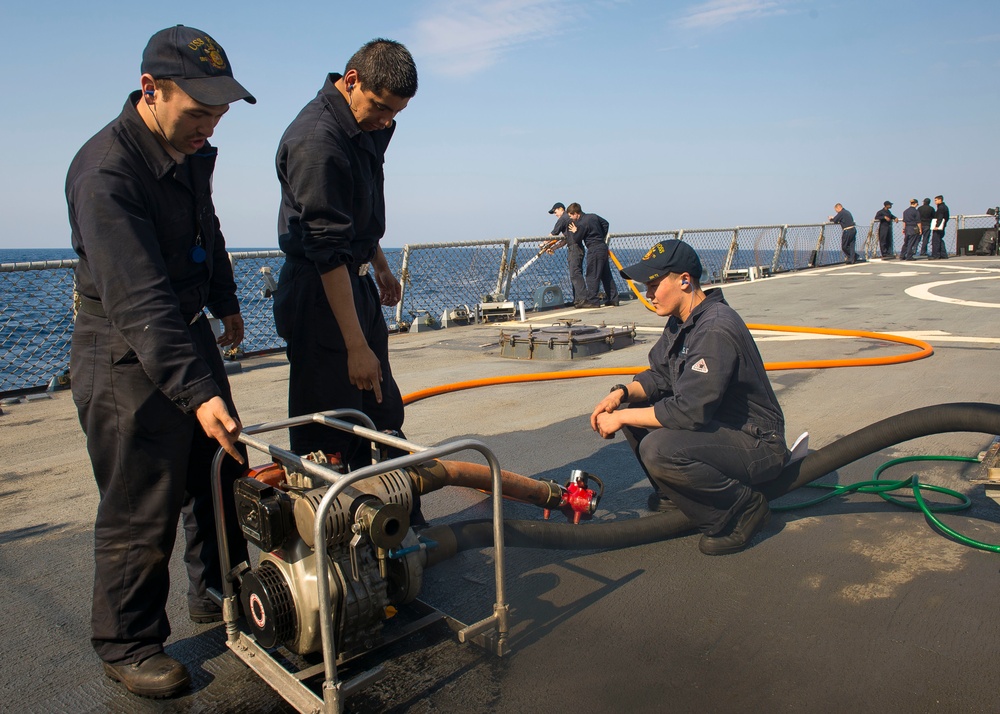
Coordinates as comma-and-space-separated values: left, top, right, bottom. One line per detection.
541, 201, 583, 304
566, 203, 618, 308
828, 203, 859, 264
873, 201, 898, 258
930, 196, 951, 259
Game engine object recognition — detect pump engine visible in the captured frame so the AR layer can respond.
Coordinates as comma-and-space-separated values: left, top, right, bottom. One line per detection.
233, 454, 426, 659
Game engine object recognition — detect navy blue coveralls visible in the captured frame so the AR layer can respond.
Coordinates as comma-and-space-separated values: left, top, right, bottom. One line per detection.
917, 202, 935, 255
573, 212, 618, 305
274, 73, 405, 468
66, 92, 248, 666
875, 207, 897, 257
831, 208, 858, 263
901, 206, 921, 260
552, 211, 585, 302
931, 201, 950, 259
622, 289, 788, 533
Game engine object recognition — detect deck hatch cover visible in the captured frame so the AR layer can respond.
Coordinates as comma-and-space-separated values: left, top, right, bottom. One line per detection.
498, 322, 636, 360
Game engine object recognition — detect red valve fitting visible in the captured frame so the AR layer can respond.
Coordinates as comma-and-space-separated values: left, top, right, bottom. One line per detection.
542, 470, 604, 524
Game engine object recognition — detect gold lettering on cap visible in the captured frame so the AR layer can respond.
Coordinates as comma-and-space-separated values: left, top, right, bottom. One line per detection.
642, 243, 664, 260
187, 35, 227, 70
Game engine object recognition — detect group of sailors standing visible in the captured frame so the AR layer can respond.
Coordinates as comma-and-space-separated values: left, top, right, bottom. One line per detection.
829, 196, 950, 264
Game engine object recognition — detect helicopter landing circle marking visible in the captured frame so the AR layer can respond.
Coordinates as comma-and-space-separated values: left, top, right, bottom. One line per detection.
905, 275, 1000, 308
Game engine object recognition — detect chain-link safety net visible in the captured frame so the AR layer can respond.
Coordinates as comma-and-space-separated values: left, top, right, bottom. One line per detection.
229, 250, 287, 355
781, 224, 836, 269
503, 235, 577, 306
392, 240, 509, 329
0, 252, 288, 394
380, 247, 404, 327
671, 228, 739, 284
0, 259, 77, 394
3, 216, 995, 394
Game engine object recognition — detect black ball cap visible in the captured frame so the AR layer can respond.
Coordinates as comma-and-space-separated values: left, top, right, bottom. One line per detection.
141, 25, 256, 105
548, 202, 565, 214
620, 239, 703, 284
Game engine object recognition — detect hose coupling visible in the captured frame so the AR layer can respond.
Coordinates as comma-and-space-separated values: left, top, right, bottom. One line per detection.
543, 469, 604, 524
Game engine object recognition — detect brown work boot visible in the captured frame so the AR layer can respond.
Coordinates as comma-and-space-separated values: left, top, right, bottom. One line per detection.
102, 653, 191, 698
189, 601, 223, 623
698, 491, 770, 556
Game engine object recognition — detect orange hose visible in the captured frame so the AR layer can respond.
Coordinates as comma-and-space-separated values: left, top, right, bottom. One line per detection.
401, 325, 933, 406
746, 323, 933, 370
403, 367, 640, 405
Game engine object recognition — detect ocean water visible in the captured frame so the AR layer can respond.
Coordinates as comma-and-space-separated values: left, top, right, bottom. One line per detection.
0, 248, 78, 262
0, 247, 285, 393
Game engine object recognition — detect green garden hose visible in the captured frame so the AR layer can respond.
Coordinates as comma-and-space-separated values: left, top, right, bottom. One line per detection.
773, 455, 1000, 553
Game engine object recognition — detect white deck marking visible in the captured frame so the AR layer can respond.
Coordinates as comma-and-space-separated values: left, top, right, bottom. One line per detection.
905, 274, 1000, 308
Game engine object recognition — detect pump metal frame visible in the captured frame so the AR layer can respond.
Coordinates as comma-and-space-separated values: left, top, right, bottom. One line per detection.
209, 409, 511, 714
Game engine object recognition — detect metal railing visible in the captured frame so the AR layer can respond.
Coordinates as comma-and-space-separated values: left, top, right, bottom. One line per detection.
2, 216, 994, 395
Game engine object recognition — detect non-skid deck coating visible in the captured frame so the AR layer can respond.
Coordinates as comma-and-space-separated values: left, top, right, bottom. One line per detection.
3, 256, 1000, 713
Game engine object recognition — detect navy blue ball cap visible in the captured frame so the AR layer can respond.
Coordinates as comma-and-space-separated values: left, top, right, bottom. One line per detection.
621, 239, 703, 284
141, 25, 256, 105
548, 202, 565, 214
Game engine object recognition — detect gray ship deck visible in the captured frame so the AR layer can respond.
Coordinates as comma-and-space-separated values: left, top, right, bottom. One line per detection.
3, 256, 1000, 713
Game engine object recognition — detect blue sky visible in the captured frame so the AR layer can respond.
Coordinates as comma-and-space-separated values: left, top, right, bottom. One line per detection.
3, 0, 998, 249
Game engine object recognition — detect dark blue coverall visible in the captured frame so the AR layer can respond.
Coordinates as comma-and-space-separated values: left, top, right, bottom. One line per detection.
66, 92, 248, 666
831, 208, 858, 263
931, 201, 950, 259
573, 212, 619, 306
274, 73, 405, 469
875, 207, 897, 257
552, 211, 585, 303
917, 202, 935, 256
622, 289, 788, 533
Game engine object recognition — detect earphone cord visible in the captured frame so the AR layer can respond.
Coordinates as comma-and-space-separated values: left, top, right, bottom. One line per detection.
147, 90, 187, 159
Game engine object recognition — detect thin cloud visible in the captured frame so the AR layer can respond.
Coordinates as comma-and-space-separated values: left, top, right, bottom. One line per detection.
675, 0, 787, 31
409, 0, 572, 77
960, 33, 1000, 45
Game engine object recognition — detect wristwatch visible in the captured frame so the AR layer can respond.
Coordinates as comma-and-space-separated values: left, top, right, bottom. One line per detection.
610, 383, 629, 401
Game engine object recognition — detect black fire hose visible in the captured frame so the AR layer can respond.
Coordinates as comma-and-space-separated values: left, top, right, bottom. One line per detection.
421, 403, 1000, 566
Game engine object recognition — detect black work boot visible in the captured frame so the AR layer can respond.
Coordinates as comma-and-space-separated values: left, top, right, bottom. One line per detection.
103, 653, 191, 698
698, 491, 770, 556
